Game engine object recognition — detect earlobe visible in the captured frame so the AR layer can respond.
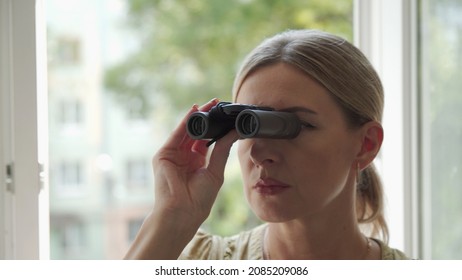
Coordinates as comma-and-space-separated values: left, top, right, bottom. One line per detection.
357, 121, 383, 170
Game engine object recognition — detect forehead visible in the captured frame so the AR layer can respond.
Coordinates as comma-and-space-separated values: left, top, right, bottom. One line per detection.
236, 63, 335, 111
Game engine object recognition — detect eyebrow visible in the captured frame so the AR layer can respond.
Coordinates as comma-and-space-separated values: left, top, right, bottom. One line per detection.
278, 106, 318, 115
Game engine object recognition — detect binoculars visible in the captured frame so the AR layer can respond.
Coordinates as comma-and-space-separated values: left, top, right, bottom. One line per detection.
186, 102, 301, 144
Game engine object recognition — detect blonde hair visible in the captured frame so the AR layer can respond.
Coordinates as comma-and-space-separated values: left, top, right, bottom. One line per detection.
232, 29, 388, 243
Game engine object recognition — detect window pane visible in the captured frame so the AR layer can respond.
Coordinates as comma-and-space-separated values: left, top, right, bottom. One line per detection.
47, 0, 353, 259
420, 0, 462, 259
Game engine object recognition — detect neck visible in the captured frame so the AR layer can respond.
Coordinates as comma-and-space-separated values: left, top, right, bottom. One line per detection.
262, 172, 374, 260
264, 189, 368, 260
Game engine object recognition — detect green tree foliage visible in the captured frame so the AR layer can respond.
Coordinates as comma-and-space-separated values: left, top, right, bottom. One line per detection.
105, 0, 352, 115
105, 0, 352, 236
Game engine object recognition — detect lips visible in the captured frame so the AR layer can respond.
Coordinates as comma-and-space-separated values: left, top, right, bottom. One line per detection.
254, 178, 290, 195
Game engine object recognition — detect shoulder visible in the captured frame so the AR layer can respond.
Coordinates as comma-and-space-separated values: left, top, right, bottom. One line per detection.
374, 239, 410, 260
179, 224, 266, 260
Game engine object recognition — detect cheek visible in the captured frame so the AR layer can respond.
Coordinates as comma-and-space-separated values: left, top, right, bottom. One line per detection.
237, 141, 254, 204
237, 140, 246, 164
237, 141, 251, 177
290, 133, 356, 177
307, 140, 357, 187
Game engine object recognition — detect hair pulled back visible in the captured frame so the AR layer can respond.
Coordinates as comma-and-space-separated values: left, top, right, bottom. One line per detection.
232, 30, 388, 242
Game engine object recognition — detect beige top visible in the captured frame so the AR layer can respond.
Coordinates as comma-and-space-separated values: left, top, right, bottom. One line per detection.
179, 224, 408, 260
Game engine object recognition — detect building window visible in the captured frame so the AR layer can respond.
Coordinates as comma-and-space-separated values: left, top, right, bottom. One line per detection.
56, 161, 84, 195
125, 159, 149, 189
59, 99, 83, 125
50, 217, 87, 259
56, 36, 81, 65
61, 221, 85, 251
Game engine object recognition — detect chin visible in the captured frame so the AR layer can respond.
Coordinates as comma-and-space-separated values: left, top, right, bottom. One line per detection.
249, 202, 298, 223
244, 188, 301, 222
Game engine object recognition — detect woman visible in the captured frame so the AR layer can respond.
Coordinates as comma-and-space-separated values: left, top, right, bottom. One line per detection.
124, 29, 408, 260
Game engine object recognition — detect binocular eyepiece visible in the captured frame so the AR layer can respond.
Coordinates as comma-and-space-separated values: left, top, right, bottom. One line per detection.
186, 102, 301, 145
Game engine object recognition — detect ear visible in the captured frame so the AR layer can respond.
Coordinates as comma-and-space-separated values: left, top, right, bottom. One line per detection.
356, 121, 383, 170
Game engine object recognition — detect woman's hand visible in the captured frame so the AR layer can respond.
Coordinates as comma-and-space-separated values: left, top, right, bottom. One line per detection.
124, 99, 238, 259
152, 98, 238, 224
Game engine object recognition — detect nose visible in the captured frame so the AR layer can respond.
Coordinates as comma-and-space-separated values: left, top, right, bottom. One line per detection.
247, 138, 280, 167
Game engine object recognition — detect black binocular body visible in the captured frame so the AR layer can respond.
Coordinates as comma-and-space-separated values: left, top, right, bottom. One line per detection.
186, 102, 301, 144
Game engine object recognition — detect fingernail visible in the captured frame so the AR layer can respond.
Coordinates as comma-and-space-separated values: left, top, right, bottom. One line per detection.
191, 104, 199, 111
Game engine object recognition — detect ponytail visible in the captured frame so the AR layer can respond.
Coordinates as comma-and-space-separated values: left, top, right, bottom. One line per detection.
356, 164, 389, 243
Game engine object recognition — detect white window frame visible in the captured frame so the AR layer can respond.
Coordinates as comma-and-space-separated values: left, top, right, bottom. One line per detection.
355, 0, 420, 258
0, 0, 49, 259
1, 0, 419, 259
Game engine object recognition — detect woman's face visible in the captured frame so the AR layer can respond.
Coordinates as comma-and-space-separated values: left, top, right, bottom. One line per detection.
236, 63, 363, 223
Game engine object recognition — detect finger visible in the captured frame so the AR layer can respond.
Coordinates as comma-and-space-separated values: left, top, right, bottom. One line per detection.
199, 98, 219, 112
162, 104, 200, 150
206, 130, 239, 184
191, 139, 210, 157
164, 98, 220, 150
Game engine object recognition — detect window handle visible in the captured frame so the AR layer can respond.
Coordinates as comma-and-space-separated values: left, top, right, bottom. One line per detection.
5, 162, 14, 194
39, 162, 45, 191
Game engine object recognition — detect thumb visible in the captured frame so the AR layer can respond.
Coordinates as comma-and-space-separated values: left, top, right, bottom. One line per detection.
206, 130, 239, 184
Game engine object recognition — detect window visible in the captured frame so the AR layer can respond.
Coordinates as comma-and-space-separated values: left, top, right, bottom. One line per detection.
419, 0, 462, 259
15, 0, 462, 262
4, 0, 394, 260
125, 159, 149, 189
0, 0, 45, 259
52, 218, 86, 258
55, 36, 81, 65
44, 0, 353, 259
59, 99, 83, 126
55, 161, 84, 195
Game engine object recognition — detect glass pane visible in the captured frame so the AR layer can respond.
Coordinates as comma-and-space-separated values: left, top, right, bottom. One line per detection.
420, 0, 462, 259
47, 0, 353, 259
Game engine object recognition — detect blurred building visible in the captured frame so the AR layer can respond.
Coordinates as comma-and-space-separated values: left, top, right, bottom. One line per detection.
47, 0, 158, 259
